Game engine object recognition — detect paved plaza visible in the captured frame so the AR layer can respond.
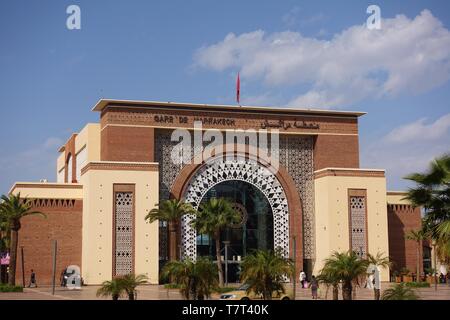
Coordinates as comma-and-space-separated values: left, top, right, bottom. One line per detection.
1, 283, 449, 300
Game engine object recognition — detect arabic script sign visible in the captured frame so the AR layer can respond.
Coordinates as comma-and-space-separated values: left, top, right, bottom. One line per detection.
261, 119, 320, 130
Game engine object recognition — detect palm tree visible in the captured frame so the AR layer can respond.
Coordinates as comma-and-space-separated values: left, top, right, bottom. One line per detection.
96, 277, 125, 300
161, 257, 218, 300
240, 249, 294, 300
405, 229, 428, 282
404, 154, 450, 266
322, 251, 369, 300
316, 266, 340, 300
120, 273, 148, 300
145, 199, 195, 261
367, 252, 391, 300
381, 283, 419, 300
0, 193, 46, 285
190, 198, 240, 287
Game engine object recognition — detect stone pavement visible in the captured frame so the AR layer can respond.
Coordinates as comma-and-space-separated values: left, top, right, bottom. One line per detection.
0, 283, 449, 300
292, 282, 450, 300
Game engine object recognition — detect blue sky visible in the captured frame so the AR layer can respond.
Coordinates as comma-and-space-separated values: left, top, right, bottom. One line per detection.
0, 0, 450, 194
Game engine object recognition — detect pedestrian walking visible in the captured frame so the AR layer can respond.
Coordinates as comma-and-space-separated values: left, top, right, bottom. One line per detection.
299, 270, 306, 288
310, 275, 318, 299
28, 269, 37, 288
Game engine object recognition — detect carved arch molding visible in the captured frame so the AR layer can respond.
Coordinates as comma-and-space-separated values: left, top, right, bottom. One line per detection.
181, 156, 289, 259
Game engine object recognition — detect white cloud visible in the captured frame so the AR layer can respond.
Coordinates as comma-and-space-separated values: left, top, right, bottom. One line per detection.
0, 137, 63, 193
385, 113, 450, 143
361, 114, 450, 190
194, 10, 450, 109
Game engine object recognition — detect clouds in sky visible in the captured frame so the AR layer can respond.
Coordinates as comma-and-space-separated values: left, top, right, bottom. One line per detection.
385, 113, 450, 143
0, 137, 63, 192
362, 113, 450, 189
194, 10, 450, 109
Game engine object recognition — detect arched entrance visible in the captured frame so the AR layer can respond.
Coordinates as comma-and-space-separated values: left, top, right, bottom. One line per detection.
181, 156, 289, 261
197, 180, 274, 282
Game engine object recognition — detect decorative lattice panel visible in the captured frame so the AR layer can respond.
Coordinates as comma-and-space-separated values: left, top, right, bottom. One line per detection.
279, 136, 315, 259
349, 196, 367, 258
155, 130, 183, 261
114, 192, 133, 275
155, 130, 314, 261
182, 157, 289, 259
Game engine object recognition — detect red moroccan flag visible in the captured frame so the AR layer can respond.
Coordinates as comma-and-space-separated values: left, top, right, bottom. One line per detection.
236, 72, 240, 104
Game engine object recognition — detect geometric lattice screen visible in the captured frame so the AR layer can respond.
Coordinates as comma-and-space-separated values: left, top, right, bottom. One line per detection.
182, 156, 289, 260
155, 130, 314, 262
349, 196, 367, 258
114, 192, 133, 276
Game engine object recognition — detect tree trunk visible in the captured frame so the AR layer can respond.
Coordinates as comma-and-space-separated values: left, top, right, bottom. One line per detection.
215, 234, 224, 287
374, 288, 380, 300
112, 294, 119, 300
332, 285, 339, 300
168, 220, 178, 261
8, 229, 18, 286
342, 281, 352, 300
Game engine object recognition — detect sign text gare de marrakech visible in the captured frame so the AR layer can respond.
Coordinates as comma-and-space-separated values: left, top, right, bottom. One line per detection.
153, 114, 320, 130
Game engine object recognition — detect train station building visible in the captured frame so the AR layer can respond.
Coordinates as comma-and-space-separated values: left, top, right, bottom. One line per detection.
8, 99, 423, 285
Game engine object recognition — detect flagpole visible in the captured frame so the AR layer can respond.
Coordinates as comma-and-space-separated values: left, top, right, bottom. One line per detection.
236, 72, 241, 107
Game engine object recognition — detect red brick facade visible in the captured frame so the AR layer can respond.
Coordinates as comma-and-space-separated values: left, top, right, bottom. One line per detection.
15, 199, 82, 286
313, 134, 360, 170
387, 203, 423, 274
101, 126, 155, 162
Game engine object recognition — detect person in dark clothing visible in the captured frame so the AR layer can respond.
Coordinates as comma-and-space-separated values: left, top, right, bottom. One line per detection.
28, 269, 37, 288
310, 275, 318, 299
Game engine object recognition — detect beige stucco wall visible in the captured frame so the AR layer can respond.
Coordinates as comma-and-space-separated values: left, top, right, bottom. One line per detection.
386, 192, 410, 205
9, 183, 83, 199
80, 166, 159, 285
314, 174, 390, 281
57, 152, 65, 172
75, 123, 101, 162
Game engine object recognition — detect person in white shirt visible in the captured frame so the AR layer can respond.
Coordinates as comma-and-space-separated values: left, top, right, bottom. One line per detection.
299, 270, 307, 288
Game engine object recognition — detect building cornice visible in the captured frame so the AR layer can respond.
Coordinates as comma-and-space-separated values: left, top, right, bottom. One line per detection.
81, 161, 159, 175
9, 182, 83, 194
92, 98, 366, 118
314, 168, 385, 179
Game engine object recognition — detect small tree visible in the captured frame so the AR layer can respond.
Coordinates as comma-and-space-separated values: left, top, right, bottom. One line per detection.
145, 199, 194, 261
191, 198, 240, 287
0, 193, 46, 285
322, 251, 369, 300
120, 273, 148, 300
381, 283, 419, 300
96, 277, 125, 300
405, 229, 427, 281
240, 249, 294, 300
317, 266, 340, 300
161, 257, 218, 300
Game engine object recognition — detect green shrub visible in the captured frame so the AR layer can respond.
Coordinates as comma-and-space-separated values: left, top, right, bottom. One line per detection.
405, 282, 430, 288
0, 284, 23, 292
